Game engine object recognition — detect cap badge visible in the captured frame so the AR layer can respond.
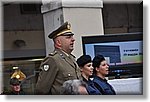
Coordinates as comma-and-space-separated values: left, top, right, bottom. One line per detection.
67, 23, 71, 29
43, 65, 49, 71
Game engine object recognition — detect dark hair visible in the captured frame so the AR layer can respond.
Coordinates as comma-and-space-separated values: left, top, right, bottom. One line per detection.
92, 55, 105, 75
77, 55, 92, 67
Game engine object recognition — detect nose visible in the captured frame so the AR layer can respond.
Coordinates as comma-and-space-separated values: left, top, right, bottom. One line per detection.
91, 66, 94, 70
71, 36, 75, 42
106, 64, 109, 69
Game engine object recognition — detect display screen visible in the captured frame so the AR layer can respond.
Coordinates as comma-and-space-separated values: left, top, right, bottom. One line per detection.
82, 33, 143, 78
84, 41, 142, 66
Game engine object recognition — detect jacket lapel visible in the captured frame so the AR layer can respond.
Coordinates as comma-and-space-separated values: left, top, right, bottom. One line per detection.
56, 49, 76, 68
65, 56, 76, 68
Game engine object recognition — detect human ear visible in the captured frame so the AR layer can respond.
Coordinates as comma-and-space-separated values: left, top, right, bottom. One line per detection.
96, 67, 99, 72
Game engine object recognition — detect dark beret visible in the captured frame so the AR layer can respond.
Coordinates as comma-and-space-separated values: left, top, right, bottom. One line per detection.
77, 55, 92, 67
48, 21, 74, 39
92, 55, 105, 68
10, 78, 20, 85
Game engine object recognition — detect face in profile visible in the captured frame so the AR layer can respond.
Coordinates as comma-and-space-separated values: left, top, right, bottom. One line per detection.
81, 62, 93, 77
98, 60, 109, 76
58, 35, 75, 53
11, 84, 21, 92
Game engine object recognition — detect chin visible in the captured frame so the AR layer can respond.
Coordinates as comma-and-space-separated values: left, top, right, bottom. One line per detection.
70, 48, 74, 51
106, 73, 109, 75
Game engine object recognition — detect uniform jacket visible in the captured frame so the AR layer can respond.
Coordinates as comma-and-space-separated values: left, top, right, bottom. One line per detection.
82, 76, 102, 95
35, 49, 81, 95
93, 76, 116, 95
1, 90, 25, 95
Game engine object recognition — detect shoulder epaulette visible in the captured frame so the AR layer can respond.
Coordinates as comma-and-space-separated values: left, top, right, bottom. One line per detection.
49, 51, 57, 56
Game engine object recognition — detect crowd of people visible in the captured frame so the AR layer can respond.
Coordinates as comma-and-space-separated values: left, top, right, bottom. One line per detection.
2, 22, 116, 95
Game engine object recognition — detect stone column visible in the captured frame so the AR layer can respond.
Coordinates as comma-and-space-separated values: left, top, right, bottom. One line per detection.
41, 0, 103, 58
0, 1, 2, 93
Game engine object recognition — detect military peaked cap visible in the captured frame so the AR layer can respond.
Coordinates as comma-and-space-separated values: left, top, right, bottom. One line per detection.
48, 22, 74, 39
10, 77, 20, 85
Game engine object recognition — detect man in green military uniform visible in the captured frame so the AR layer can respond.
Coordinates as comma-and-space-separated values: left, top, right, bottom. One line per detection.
35, 22, 81, 95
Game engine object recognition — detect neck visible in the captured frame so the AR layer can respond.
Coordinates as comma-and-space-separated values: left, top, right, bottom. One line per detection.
62, 49, 72, 55
96, 73, 105, 79
13, 91, 20, 94
82, 73, 89, 81
55, 47, 72, 55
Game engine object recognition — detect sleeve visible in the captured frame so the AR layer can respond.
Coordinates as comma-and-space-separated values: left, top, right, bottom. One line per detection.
35, 57, 58, 94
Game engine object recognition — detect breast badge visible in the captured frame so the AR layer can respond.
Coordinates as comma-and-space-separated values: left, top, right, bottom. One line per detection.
43, 65, 49, 71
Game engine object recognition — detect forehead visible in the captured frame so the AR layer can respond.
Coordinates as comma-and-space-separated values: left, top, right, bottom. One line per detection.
100, 60, 107, 64
84, 62, 92, 66
62, 35, 73, 37
58, 35, 73, 38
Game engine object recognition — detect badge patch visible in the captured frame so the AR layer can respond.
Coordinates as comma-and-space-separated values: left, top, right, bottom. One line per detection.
43, 65, 49, 71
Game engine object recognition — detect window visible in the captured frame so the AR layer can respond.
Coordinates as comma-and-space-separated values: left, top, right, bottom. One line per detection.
20, 4, 41, 14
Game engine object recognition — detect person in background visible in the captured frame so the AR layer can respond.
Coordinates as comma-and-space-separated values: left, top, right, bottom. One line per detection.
92, 55, 116, 95
2, 78, 25, 95
77, 55, 101, 95
35, 22, 81, 95
60, 79, 88, 95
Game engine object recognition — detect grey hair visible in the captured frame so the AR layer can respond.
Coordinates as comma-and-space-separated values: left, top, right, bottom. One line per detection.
60, 79, 87, 95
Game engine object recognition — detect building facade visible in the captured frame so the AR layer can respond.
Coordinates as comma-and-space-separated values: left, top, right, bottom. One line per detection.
2, 1, 142, 94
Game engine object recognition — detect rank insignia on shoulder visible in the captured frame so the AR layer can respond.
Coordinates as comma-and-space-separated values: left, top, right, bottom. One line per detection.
49, 51, 57, 56
43, 65, 49, 71
60, 54, 65, 59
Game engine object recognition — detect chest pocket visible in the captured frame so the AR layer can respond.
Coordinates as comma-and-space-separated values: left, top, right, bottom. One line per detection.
63, 71, 76, 81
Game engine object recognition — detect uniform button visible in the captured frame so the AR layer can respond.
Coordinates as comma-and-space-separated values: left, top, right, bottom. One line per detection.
68, 73, 71, 76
